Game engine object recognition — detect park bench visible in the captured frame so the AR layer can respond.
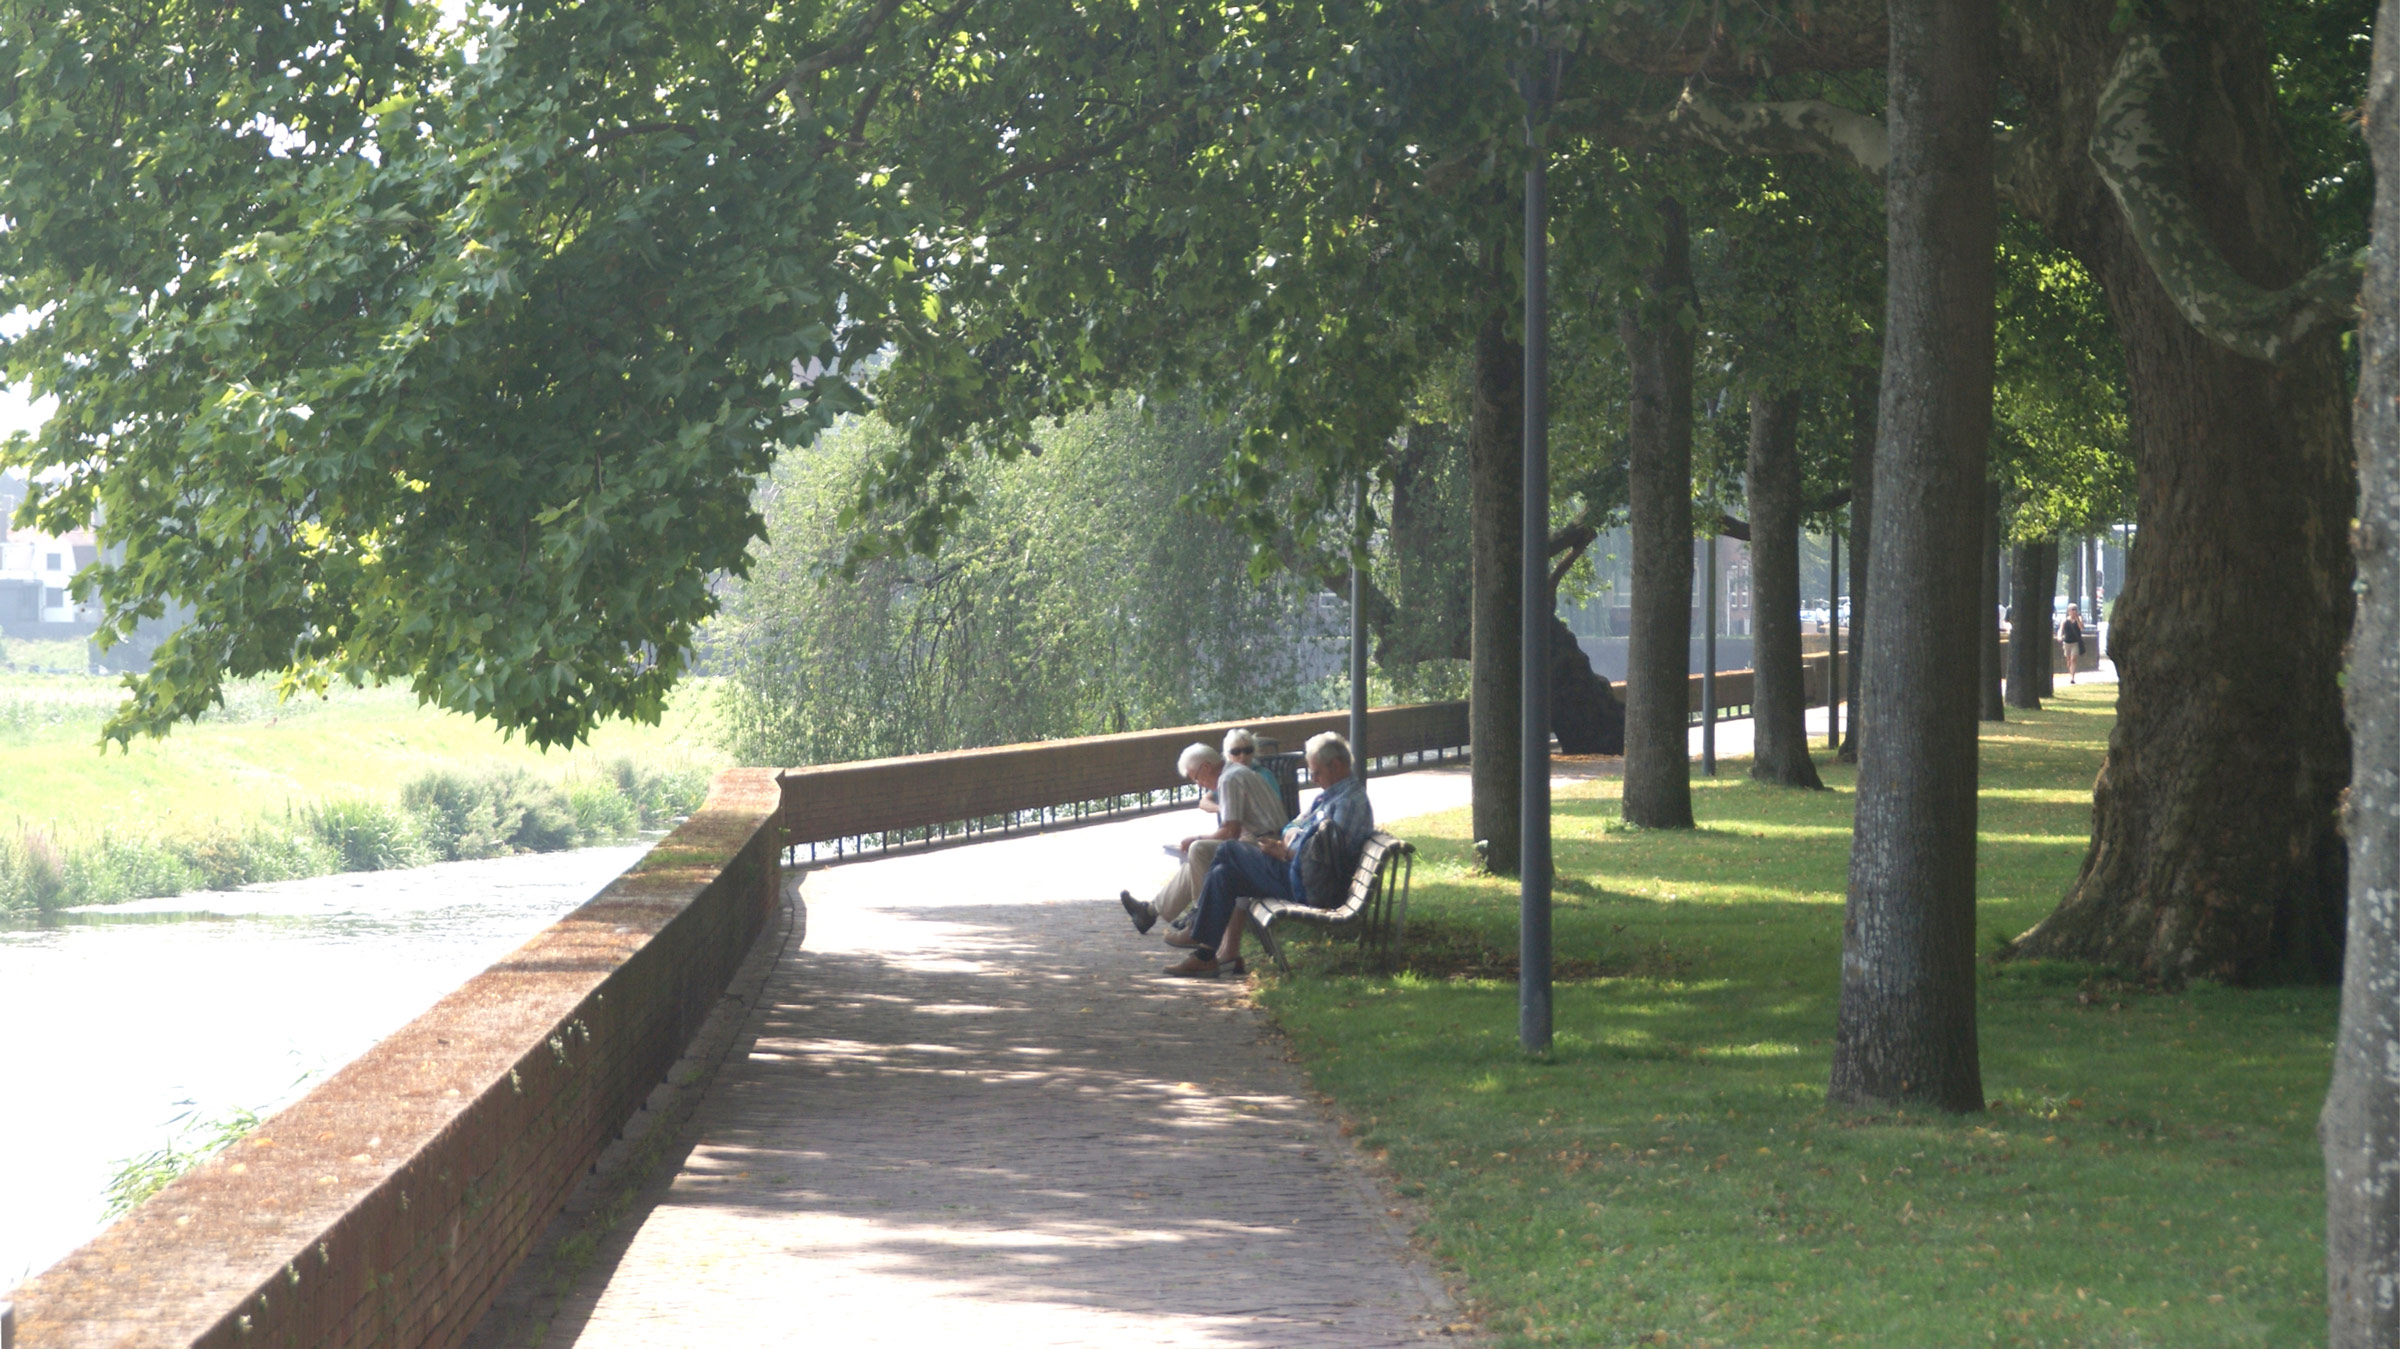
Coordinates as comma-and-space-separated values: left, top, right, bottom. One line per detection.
1244, 829, 1416, 975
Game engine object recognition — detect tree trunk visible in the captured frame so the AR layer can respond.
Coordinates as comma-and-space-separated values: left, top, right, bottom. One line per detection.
1840, 367, 1874, 764
2003, 0, 2354, 985
2323, 1, 2400, 1330
1620, 196, 1698, 829
1384, 421, 1473, 665
1981, 482, 2006, 721
2006, 539, 2046, 709
1469, 307, 1527, 874
2034, 539, 2058, 698
1828, 0, 1994, 1114
1746, 388, 1825, 787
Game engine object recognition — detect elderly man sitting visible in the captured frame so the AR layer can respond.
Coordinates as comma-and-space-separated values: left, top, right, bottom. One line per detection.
1165, 731, 1372, 978
1120, 729, 1288, 936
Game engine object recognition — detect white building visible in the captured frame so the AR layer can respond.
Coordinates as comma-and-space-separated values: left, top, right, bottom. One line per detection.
0, 524, 97, 628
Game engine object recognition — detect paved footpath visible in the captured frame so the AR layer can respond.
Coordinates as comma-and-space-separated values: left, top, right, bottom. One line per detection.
533, 768, 1490, 1348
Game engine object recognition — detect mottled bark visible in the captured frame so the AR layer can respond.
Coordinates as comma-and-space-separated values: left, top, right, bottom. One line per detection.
1841, 369, 1874, 764
1469, 309, 1526, 873
1746, 389, 1825, 787
2006, 540, 2047, 709
2087, 31, 2362, 363
1981, 483, 2006, 722
1619, 196, 1698, 829
2324, 2, 2400, 1336
2003, 0, 2354, 984
1829, 0, 1993, 1114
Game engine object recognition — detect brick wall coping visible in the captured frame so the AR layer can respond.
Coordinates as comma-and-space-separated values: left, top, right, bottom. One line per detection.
6, 769, 785, 1349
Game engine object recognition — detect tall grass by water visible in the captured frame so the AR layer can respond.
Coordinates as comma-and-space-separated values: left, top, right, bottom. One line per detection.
0, 670, 725, 914
1261, 685, 2328, 1347
0, 755, 714, 915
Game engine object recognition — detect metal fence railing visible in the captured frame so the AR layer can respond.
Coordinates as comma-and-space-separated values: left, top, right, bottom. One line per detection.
776, 703, 1474, 865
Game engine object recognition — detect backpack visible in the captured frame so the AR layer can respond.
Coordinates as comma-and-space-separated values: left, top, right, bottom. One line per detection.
1294, 819, 1357, 908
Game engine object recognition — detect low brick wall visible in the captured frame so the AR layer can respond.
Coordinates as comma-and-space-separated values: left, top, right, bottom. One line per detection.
5, 770, 785, 1349
776, 702, 1473, 849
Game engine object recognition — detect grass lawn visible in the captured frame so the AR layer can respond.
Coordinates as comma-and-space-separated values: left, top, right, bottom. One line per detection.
0, 671, 727, 834
1263, 684, 2331, 1347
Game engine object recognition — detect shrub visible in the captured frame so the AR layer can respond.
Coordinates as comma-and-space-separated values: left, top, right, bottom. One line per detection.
66, 830, 199, 902
579, 753, 715, 830
565, 778, 639, 843
306, 797, 432, 872
400, 764, 584, 860
0, 826, 68, 912
170, 822, 339, 892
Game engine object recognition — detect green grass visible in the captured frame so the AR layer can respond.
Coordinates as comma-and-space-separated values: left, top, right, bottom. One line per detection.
0, 674, 724, 834
1262, 685, 2331, 1348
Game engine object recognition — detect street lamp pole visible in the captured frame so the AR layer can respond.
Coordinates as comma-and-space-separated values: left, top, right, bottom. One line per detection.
1350, 474, 1369, 771
1518, 51, 1558, 1055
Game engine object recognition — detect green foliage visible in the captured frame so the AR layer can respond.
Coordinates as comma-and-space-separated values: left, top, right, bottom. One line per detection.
0, 0, 922, 747
172, 822, 343, 892
1262, 690, 2329, 1345
1994, 223, 2136, 537
712, 400, 1329, 766
104, 1106, 264, 1219
306, 797, 434, 872
564, 779, 641, 844
0, 827, 67, 912
400, 764, 581, 862
567, 753, 714, 830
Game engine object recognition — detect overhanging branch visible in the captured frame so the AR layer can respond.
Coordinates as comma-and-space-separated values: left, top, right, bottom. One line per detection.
2090, 32, 2361, 363
1660, 87, 1890, 179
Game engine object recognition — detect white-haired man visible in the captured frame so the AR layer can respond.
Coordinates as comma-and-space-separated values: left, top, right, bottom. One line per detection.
1166, 731, 1372, 977
1120, 730, 1288, 935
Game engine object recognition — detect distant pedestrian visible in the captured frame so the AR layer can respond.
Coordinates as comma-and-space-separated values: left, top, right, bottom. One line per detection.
2059, 604, 2087, 683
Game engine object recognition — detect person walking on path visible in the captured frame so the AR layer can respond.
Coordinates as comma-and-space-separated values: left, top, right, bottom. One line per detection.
2059, 604, 2088, 683
1166, 732, 1372, 978
1121, 730, 1289, 938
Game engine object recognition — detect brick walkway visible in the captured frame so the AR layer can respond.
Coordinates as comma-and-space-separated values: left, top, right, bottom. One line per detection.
532, 769, 1482, 1348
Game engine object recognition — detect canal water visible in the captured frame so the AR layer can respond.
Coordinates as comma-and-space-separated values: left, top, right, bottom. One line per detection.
0, 844, 649, 1288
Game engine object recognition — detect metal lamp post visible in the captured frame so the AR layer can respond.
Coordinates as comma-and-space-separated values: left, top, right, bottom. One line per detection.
1518, 51, 1558, 1055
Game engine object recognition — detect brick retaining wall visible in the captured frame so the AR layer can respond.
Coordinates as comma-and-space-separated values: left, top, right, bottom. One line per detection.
4, 770, 785, 1349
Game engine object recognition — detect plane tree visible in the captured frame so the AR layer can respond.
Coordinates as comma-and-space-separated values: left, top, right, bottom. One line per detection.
0, 0, 938, 747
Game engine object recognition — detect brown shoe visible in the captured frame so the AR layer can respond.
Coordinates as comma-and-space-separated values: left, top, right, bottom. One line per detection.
1163, 929, 1206, 949
1163, 953, 1220, 977
1120, 890, 1157, 935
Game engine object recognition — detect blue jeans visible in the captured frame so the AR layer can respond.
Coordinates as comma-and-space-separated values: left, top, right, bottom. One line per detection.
1191, 840, 1300, 951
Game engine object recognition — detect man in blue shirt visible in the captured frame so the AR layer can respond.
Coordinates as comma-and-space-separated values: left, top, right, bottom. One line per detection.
1165, 731, 1373, 977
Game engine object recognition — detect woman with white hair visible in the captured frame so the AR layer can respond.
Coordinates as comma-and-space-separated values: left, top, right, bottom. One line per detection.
1121, 729, 1289, 935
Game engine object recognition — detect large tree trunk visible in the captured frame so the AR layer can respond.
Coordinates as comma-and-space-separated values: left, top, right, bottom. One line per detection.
2034, 538, 2059, 698
2003, 0, 2354, 984
1828, 0, 1994, 1113
1981, 482, 2006, 721
2324, 1, 2400, 1330
1620, 196, 1698, 829
1840, 367, 1874, 764
1469, 308, 1527, 873
1746, 388, 1825, 787
2006, 539, 2047, 708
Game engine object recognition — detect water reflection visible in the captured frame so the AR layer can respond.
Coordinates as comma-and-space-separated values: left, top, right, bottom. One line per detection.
0, 844, 648, 1288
